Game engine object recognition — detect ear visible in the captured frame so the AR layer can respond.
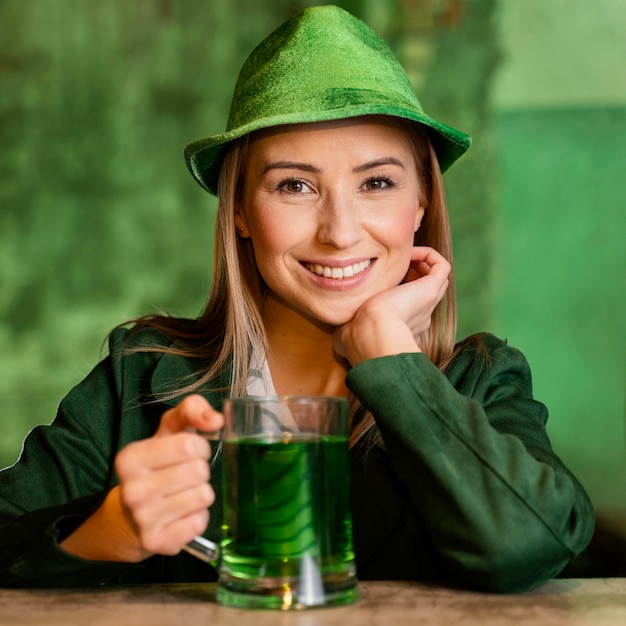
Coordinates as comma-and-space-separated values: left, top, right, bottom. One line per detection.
234, 212, 250, 238
414, 206, 426, 232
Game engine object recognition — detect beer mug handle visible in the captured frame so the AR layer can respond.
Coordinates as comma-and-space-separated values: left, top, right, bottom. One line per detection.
183, 536, 218, 563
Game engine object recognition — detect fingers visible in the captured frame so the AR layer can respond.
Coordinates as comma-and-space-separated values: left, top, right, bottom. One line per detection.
124, 477, 214, 556
409, 245, 448, 265
156, 394, 224, 438
407, 246, 450, 280
120, 458, 213, 522
116, 430, 211, 476
403, 247, 450, 309
142, 509, 210, 556
116, 433, 211, 486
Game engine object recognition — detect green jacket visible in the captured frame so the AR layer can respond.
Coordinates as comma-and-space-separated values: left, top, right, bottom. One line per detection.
0, 328, 594, 592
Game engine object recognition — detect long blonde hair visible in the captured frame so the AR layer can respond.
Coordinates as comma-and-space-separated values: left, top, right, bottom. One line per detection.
124, 119, 458, 446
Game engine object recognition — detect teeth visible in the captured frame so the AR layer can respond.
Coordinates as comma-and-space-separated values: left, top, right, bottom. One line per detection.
306, 259, 371, 279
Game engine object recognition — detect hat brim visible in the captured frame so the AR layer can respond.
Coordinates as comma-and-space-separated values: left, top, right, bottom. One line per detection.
184, 105, 471, 196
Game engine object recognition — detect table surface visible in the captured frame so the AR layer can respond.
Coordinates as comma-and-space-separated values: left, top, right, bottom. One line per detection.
1, 578, 624, 626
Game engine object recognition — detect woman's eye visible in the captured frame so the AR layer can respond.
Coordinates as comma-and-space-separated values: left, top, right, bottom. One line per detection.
278, 178, 310, 193
363, 176, 394, 191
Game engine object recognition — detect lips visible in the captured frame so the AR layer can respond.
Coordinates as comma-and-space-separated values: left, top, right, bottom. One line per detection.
303, 259, 371, 279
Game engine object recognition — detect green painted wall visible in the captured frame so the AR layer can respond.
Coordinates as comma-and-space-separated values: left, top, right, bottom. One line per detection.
493, 0, 626, 109
493, 107, 625, 511
491, 0, 626, 512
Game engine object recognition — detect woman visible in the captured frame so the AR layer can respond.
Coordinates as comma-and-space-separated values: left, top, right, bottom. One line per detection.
0, 5, 594, 591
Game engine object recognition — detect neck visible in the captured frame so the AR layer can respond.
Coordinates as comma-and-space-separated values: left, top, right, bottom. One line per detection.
261, 296, 350, 397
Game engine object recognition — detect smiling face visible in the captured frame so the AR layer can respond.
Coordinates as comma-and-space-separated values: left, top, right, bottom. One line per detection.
236, 117, 425, 330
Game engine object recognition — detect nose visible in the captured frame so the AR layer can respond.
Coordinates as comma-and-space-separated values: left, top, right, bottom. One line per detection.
316, 192, 362, 249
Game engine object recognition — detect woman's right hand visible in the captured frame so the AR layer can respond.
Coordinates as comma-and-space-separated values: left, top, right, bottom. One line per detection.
60, 394, 223, 563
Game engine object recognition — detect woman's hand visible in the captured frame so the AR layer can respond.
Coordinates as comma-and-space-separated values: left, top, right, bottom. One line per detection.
333, 246, 450, 366
60, 395, 223, 563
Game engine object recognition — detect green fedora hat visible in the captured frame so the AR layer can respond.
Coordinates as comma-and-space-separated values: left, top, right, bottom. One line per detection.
184, 4, 471, 195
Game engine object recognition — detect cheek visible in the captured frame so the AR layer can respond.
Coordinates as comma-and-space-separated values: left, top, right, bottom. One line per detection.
373, 209, 418, 251
372, 210, 418, 281
247, 211, 302, 268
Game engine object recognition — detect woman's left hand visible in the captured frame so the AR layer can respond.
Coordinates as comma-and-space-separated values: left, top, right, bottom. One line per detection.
333, 246, 450, 365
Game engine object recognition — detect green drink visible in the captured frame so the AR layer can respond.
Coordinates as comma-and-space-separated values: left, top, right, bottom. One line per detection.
218, 433, 357, 609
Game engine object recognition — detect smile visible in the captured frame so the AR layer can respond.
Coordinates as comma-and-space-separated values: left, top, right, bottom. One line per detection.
303, 259, 371, 279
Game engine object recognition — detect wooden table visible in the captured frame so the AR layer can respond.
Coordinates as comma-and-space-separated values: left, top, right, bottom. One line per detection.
1, 579, 624, 626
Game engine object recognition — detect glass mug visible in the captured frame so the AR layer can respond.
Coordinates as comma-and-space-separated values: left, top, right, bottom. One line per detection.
184, 396, 358, 610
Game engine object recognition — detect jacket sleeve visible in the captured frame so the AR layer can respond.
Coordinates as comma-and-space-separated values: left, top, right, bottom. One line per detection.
345, 334, 595, 592
0, 329, 161, 587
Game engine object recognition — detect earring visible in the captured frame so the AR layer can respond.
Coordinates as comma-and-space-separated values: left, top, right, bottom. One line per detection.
415, 220, 422, 230
236, 226, 244, 234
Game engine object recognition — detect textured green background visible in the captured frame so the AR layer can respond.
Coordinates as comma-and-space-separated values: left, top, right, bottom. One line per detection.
490, 0, 625, 513
1, 1, 624, 514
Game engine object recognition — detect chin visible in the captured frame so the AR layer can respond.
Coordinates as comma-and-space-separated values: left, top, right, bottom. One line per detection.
310, 307, 359, 329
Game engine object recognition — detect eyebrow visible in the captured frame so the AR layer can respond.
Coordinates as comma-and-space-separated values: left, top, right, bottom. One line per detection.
262, 161, 321, 175
262, 157, 405, 175
353, 157, 405, 173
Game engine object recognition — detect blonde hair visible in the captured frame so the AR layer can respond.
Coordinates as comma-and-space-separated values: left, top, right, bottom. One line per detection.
124, 119, 458, 446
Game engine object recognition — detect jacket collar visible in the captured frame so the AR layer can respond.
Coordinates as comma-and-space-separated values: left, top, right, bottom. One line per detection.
150, 350, 232, 411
